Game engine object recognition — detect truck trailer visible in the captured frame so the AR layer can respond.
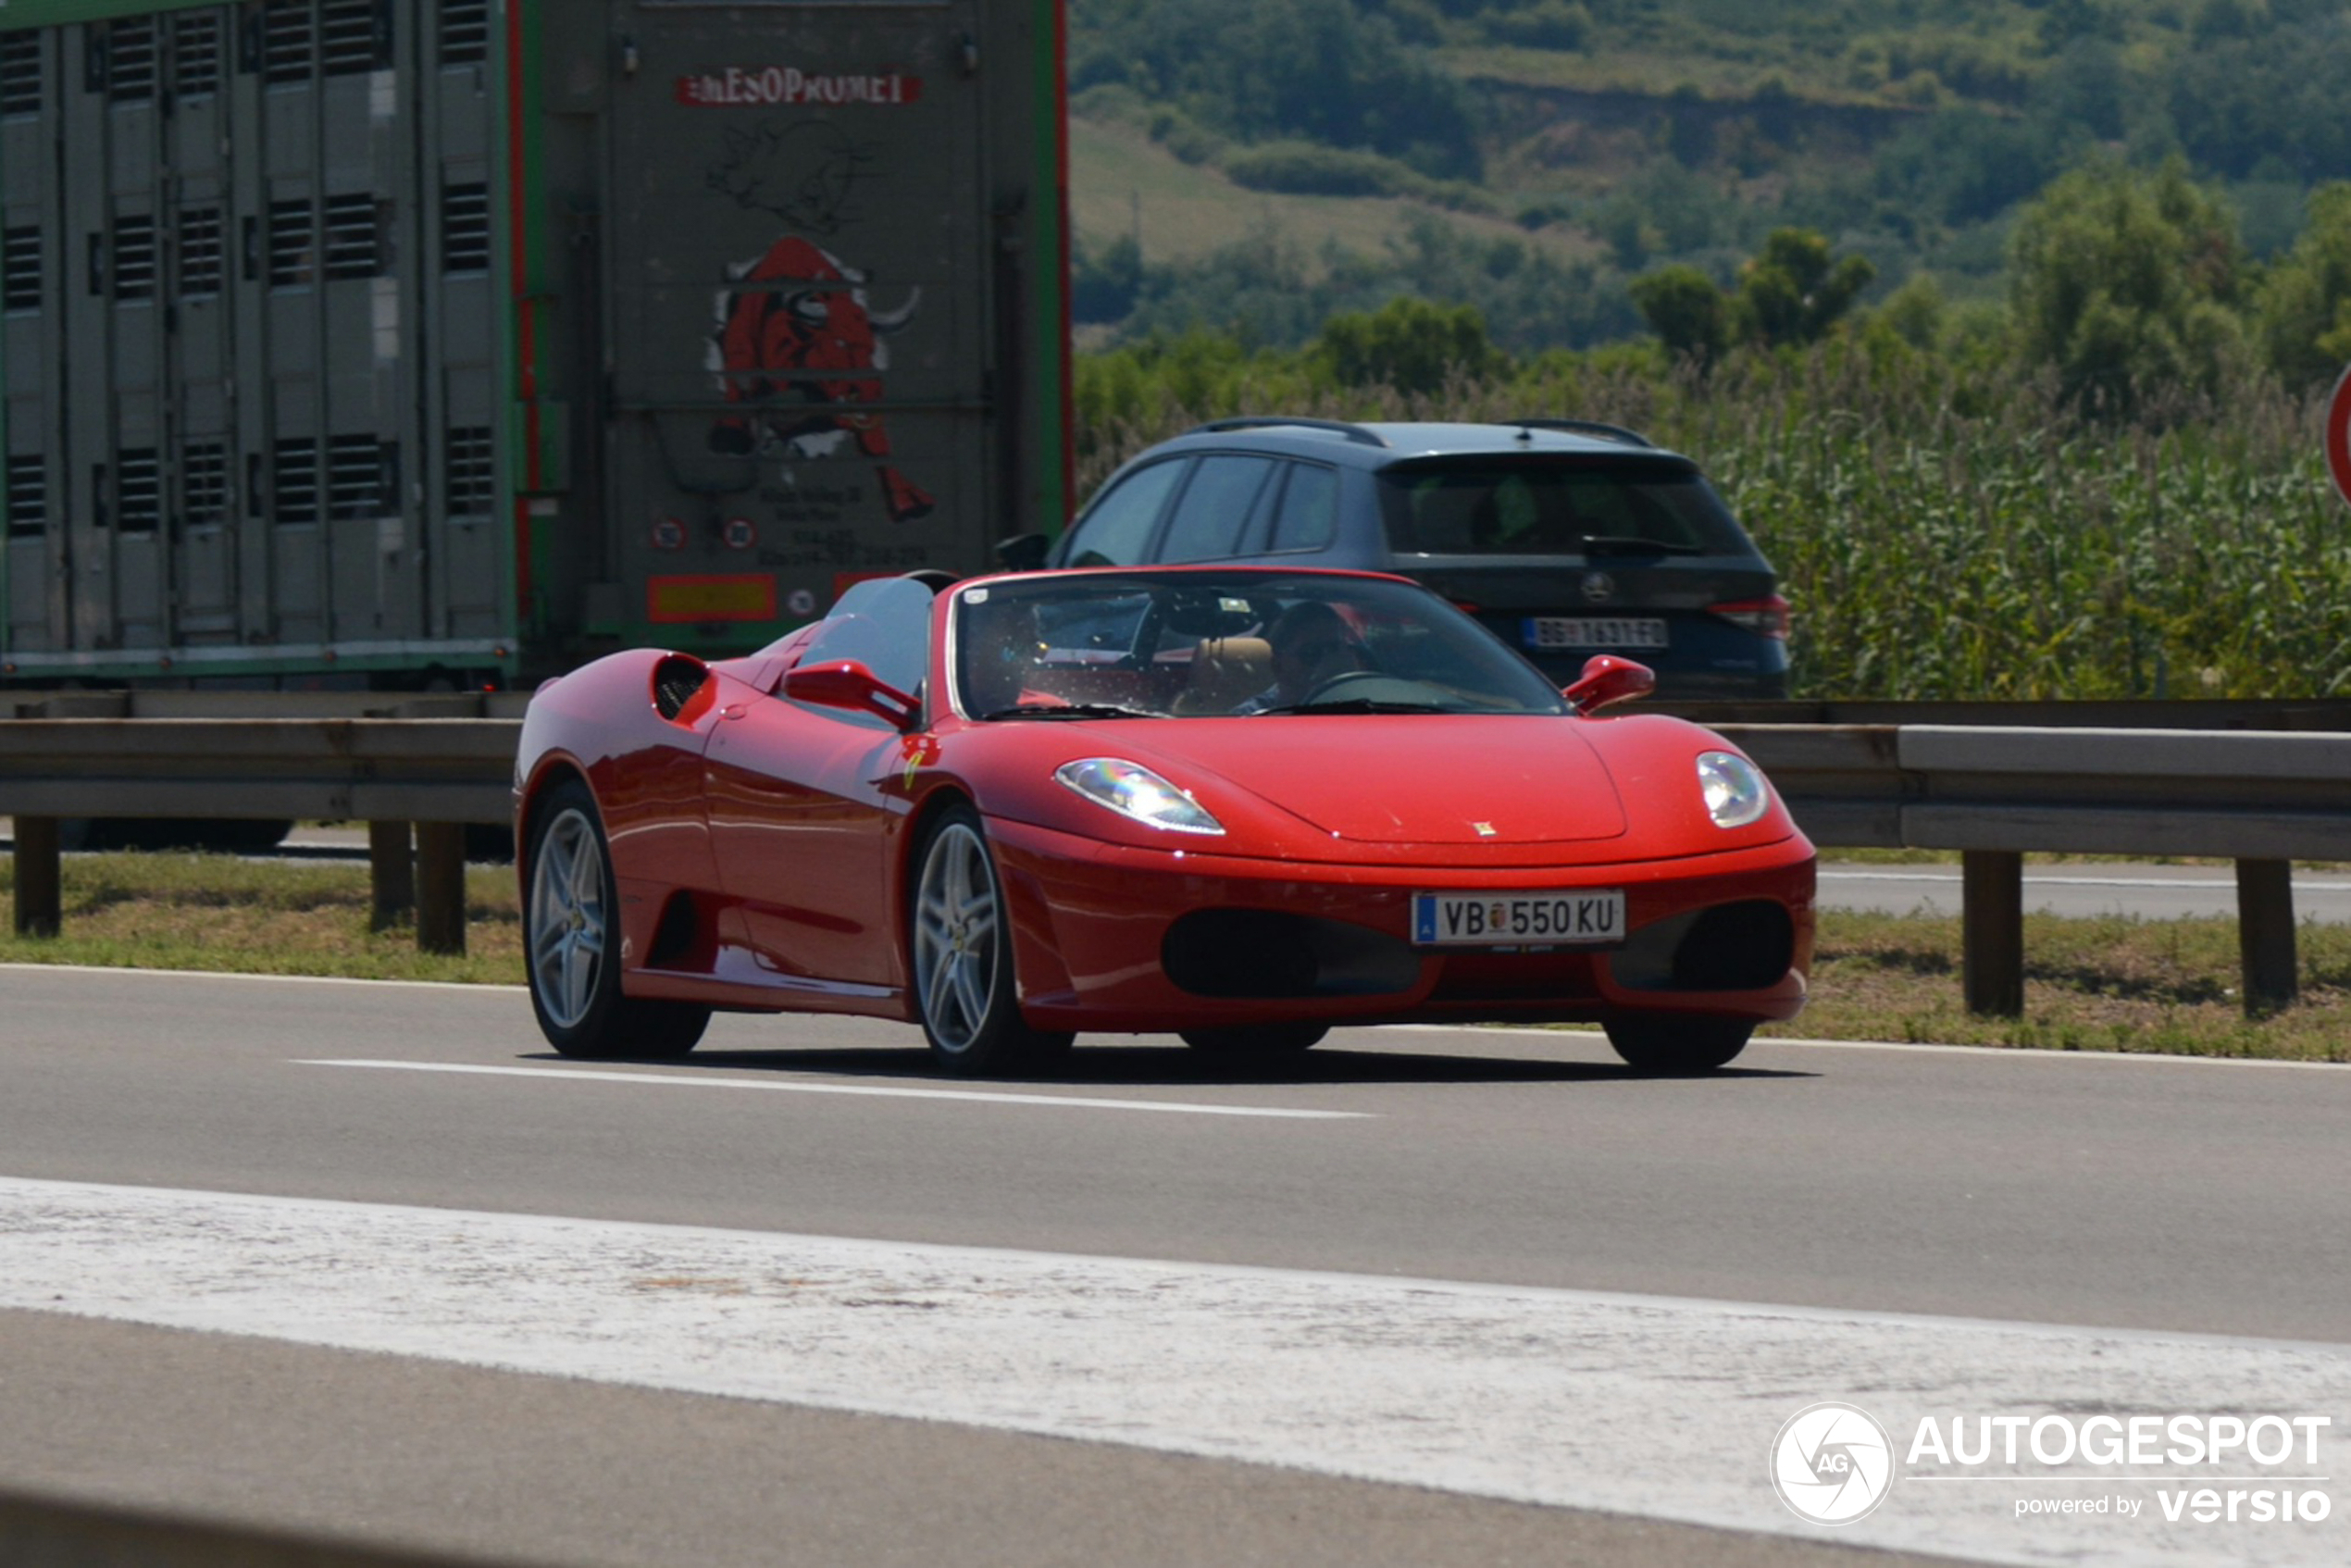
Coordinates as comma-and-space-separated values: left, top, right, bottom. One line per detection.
0, 0, 1070, 691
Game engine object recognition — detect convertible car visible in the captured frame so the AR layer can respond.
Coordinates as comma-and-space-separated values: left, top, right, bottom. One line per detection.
515, 567, 1814, 1076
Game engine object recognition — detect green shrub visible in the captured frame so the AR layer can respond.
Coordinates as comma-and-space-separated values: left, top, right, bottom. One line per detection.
1225, 142, 1414, 198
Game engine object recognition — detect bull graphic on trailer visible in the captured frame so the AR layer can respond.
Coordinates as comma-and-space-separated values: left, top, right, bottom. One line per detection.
703, 119, 933, 524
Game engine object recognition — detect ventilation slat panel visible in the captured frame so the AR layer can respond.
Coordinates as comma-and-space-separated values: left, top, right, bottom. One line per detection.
444, 425, 492, 514
113, 215, 157, 300
183, 443, 230, 526
6, 454, 46, 536
441, 181, 488, 274
3, 227, 43, 313
273, 439, 318, 525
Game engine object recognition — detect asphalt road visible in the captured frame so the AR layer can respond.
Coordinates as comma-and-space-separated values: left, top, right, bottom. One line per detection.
4, 967, 2347, 1567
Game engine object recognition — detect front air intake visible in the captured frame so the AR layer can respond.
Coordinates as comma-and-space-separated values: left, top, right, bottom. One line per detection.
1163, 909, 1419, 999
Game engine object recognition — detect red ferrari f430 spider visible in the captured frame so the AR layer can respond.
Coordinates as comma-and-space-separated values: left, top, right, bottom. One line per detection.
515, 568, 1814, 1075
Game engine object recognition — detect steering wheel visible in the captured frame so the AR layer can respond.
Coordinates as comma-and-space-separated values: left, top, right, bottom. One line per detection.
1301, 667, 1392, 703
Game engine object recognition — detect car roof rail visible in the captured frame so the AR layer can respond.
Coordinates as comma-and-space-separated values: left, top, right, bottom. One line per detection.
1506, 417, 1655, 448
1187, 416, 1390, 448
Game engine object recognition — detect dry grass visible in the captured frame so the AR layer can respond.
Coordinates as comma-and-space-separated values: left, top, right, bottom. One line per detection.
1769, 909, 2351, 1062
1068, 115, 1602, 269
0, 852, 521, 985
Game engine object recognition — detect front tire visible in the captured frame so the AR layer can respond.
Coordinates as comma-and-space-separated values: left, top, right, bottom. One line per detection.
1604, 1016, 1752, 1074
525, 780, 710, 1060
910, 805, 1073, 1076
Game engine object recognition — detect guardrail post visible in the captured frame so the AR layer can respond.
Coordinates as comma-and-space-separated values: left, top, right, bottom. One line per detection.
1961, 850, 2024, 1017
368, 821, 415, 930
12, 815, 62, 937
415, 823, 466, 956
2234, 859, 2298, 1015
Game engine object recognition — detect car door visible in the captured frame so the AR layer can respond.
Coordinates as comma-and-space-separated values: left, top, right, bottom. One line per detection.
702, 579, 932, 989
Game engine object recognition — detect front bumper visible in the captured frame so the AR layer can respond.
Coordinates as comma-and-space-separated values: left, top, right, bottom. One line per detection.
988, 818, 1815, 1033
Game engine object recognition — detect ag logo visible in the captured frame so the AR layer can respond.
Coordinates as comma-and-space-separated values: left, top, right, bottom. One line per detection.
1771, 1402, 1895, 1525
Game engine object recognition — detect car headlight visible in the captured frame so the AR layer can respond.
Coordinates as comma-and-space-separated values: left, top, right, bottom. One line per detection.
1054, 758, 1225, 836
1697, 750, 1770, 828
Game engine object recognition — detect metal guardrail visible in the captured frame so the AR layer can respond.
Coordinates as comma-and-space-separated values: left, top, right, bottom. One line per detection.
1716, 725, 2351, 1014
0, 717, 518, 954
1, 707, 2345, 1012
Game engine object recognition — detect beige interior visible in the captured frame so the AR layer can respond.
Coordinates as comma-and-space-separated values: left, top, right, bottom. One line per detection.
1178, 636, 1274, 714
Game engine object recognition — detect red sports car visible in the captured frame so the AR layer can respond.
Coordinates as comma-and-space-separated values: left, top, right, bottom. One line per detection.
515, 567, 1814, 1076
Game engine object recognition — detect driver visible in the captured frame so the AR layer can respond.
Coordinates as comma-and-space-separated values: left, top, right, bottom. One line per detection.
960, 599, 1054, 716
1238, 600, 1371, 712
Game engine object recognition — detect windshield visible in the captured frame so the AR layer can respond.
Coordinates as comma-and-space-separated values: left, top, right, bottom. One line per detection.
1377, 456, 1748, 557
951, 573, 1569, 719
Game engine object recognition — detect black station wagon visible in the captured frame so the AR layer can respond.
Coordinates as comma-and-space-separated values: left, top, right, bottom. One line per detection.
1046, 417, 1789, 699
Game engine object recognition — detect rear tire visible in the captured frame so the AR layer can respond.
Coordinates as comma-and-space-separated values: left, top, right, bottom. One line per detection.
910, 804, 1074, 1076
1178, 1024, 1329, 1054
1604, 1016, 1752, 1074
525, 780, 710, 1060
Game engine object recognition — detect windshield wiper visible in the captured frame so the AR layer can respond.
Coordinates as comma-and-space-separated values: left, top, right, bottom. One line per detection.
1579, 534, 1703, 557
1254, 698, 1456, 716
977, 702, 1166, 721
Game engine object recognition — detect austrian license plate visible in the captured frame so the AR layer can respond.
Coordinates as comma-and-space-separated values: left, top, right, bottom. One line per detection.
1411, 890, 1626, 947
1524, 616, 1669, 650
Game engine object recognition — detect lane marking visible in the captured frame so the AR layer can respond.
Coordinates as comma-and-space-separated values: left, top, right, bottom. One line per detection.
296, 1058, 1373, 1120
1, 1176, 2344, 1568
16, 964, 2348, 1072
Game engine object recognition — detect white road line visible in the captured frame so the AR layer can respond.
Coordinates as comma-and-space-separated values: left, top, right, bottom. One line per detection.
296, 1058, 1373, 1119
0, 1176, 2342, 1568
14, 964, 2348, 1072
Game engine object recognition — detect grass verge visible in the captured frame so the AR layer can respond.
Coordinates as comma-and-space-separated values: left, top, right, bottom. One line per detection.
0, 852, 520, 985
3, 853, 2345, 1063
1764, 910, 2351, 1062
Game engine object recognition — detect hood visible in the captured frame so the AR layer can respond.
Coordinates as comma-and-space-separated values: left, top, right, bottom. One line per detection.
1124, 716, 1627, 846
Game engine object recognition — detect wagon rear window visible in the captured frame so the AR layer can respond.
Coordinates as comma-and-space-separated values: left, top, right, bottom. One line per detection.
1377, 457, 1748, 558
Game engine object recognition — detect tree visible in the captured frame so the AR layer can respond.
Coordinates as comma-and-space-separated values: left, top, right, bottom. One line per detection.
1629, 230, 1872, 363
1627, 265, 1727, 365
2007, 158, 2250, 411
1311, 296, 1502, 394
1072, 232, 1142, 324
2253, 182, 2351, 387
1731, 229, 1877, 348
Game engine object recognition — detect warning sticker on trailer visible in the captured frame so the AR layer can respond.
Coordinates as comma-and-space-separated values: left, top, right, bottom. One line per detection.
647, 575, 777, 624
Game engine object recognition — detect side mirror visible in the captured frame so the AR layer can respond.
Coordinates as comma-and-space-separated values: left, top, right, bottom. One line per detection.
1562, 654, 1656, 715
783, 659, 920, 730
995, 531, 1051, 573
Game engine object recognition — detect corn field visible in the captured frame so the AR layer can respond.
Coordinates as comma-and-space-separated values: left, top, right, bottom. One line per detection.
1074, 342, 2351, 701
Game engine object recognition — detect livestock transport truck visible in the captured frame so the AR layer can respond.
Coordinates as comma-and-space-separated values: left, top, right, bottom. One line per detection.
0, 0, 1070, 692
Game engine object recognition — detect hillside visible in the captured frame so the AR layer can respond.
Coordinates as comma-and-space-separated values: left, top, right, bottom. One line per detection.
1067, 0, 2351, 351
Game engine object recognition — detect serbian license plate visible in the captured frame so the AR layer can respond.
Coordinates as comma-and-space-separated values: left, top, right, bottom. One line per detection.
1524, 616, 1669, 651
1412, 890, 1626, 947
